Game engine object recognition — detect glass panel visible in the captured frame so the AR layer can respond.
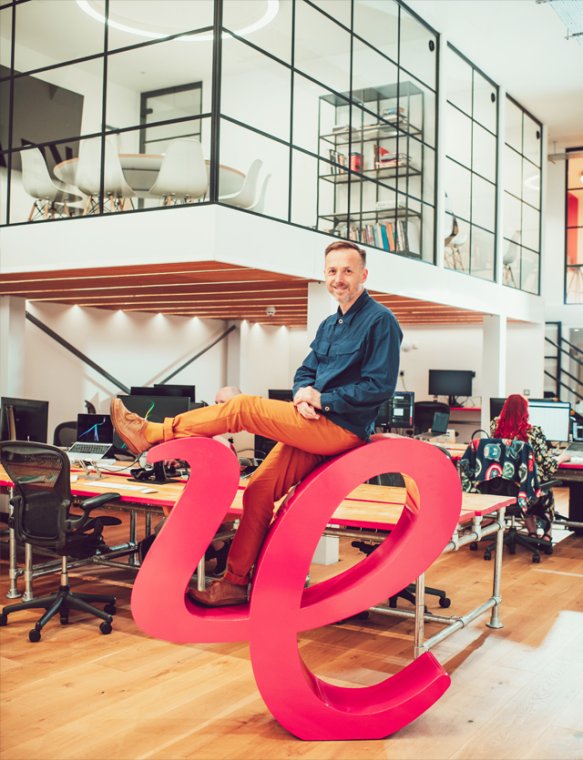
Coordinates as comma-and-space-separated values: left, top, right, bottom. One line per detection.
224, 0, 292, 64
106, 37, 211, 133
503, 191, 521, 240
418, 201, 433, 262
523, 113, 541, 167
11, 60, 101, 150
567, 219, 582, 263
399, 7, 436, 89
522, 202, 540, 251
568, 188, 583, 226
311, 0, 352, 29
317, 157, 349, 235
222, 38, 291, 142
406, 77, 435, 149
294, 1, 350, 95
219, 119, 288, 221
504, 144, 522, 199
505, 98, 522, 152
14, 0, 104, 70
473, 70, 497, 134
520, 248, 539, 294
522, 159, 540, 209
470, 225, 494, 281
0, 6, 13, 70
352, 38, 399, 99
106, 0, 213, 50
502, 236, 520, 289
353, 0, 399, 66
566, 264, 583, 304
444, 158, 471, 222
445, 103, 471, 168
446, 47, 472, 117
420, 144, 435, 204
471, 174, 495, 231
296, 75, 345, 158
472, 123, 496, 183
291, 148, 319, 229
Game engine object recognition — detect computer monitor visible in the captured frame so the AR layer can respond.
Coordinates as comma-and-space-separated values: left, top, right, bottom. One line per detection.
153, 384, 196, 402
376, 391, 415, 430
428, 369, 475, 406
254, 434, 277, 460
113, 394, 190, 451
76, 413, 114, 444
489, 397, 506, 420
268, 389, 294, 402
131, 385, 196, 402
0, 397, 49, 443
528, 400, 571, 442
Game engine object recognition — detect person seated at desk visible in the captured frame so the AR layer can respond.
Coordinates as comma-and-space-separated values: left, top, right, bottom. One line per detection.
111, 240, 402, 607
490, 394, 570, 543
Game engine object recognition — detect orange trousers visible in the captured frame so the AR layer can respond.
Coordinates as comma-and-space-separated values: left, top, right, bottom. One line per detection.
161, 394, 363, 585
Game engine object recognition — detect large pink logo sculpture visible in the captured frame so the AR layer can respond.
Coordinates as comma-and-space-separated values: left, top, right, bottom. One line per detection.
131, 436, 461, 740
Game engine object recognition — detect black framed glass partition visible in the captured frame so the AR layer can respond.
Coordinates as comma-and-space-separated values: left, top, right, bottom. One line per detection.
503, 95, 542, 294
444, 44, 498, 280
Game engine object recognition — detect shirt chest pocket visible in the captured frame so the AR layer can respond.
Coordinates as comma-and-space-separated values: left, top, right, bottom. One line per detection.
312, 338, 363, 364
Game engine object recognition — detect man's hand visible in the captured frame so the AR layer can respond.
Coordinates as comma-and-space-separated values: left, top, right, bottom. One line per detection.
293, 386, 322, 410
295, 401, 320, 420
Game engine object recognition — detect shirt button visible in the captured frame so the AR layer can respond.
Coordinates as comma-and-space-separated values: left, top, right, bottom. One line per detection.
325, 406, 330, 412
338, 319, 343, 324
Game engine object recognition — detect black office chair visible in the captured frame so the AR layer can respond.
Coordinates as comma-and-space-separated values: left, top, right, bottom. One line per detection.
459, 437, 558, 563
53, 420, 77, 447
0, 441, 122, 642
413, 401, 450, 436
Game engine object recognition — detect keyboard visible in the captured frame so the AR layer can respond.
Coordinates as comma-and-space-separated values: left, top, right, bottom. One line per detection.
84, 480, 158, 493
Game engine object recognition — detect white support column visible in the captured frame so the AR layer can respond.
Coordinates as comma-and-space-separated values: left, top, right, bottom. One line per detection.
307, 281, 340, 565
481, 314, 507, 431
0, 296, 26, 398
307, 281, 335, 336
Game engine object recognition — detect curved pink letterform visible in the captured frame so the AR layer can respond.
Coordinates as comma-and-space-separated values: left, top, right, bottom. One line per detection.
131, 436, 462, 740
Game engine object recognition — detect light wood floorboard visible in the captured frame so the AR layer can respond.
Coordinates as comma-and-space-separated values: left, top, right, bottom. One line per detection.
1, 488, 582, 760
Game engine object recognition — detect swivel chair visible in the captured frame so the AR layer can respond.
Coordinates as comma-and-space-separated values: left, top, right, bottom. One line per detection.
459, 437, 558, 563
413, 401, 450, 436
0, 441, 122, 641
53, 420, 77, 447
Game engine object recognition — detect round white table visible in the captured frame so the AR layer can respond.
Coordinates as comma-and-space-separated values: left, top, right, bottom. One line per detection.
54, 153, 245, 197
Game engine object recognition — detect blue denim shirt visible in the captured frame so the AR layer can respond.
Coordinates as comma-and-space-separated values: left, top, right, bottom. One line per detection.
293, 290, 402, 440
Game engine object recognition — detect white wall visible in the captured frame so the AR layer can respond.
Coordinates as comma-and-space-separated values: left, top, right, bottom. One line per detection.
20, 301, 228, 438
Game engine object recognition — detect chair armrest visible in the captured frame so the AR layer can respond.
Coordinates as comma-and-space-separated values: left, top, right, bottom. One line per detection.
79, 492, 121, 512
65, 492, 121, 532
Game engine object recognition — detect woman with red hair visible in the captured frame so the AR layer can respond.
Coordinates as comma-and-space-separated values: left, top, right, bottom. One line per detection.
490, 394, 570, 542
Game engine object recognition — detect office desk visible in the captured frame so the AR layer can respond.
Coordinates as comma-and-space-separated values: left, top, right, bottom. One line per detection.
557, 462, 583, 534
53, 154, 245, 196
1, 465, 511, 657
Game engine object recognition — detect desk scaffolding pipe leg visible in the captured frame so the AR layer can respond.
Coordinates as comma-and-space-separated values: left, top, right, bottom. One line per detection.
486, 507, 505, 629
413, 573, 426, 659
7, 523, 21, 599
23, 543, 33, 601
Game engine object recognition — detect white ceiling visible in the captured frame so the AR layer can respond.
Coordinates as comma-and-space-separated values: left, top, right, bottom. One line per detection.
407, 0, 583, 147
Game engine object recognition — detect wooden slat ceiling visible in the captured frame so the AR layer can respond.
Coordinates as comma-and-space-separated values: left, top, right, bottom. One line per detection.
0, 261, 488, 325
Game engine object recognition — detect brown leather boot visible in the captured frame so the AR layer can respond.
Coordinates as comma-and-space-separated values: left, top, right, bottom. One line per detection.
187, 579, 248, 607
110, 398, 156, 455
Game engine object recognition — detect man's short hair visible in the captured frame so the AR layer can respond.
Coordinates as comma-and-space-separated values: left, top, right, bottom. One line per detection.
324, 239, 366, 267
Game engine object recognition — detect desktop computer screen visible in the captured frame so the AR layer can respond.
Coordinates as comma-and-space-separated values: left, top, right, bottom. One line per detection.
489, 397, 506, 420
376, 392, 415, 429
428, 369, 474, 405
113, 394, 190, 452
0, 397, 49, 443
131, 385, 196, 402
528, 400, 571, 442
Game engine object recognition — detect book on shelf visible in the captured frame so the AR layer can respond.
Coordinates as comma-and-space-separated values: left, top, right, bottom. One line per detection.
381, 105, 407, 121
328, 149, 348, 174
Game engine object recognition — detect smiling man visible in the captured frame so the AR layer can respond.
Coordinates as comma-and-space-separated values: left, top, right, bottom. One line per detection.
111, 240, 402, 607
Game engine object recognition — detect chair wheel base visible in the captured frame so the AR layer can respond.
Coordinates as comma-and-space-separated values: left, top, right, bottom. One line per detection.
0, 613, 7, 626
29, 629, 41, 643
439, 597, 451, 608
100, 621, 113, 635
104, 603, 117, 615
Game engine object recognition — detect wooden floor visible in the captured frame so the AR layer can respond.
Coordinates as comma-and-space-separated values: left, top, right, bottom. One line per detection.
1, 488, 582, 760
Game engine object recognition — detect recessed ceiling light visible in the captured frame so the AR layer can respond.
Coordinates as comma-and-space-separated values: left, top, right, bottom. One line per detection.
76, 0, 279, 42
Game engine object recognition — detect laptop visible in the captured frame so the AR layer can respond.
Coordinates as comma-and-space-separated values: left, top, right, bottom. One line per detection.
67, 414, 114, 462
564, 441, 583, 455
431, 411, 450, 436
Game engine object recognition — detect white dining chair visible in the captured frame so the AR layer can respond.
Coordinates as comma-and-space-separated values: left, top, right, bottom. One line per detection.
20, 148, 81, 221
247, 173, 271, 214
503, 231, 521, 287
75, 135, 135, 214
219, 158, 263, 209
147, 138, 209, 206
